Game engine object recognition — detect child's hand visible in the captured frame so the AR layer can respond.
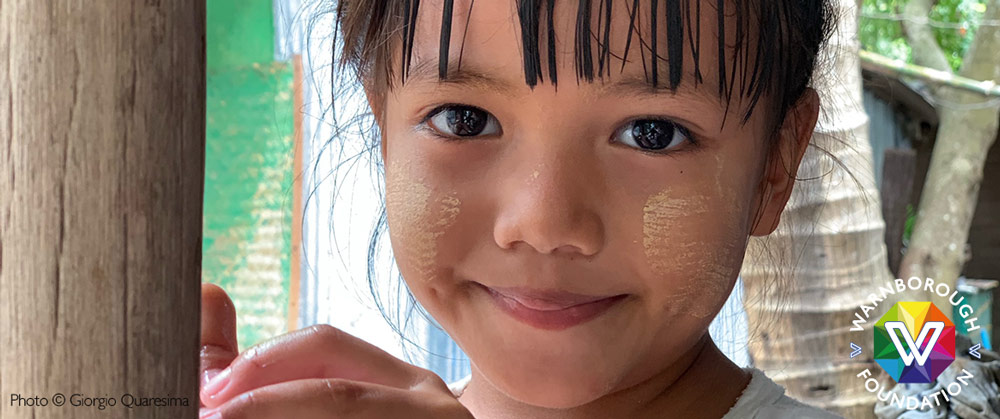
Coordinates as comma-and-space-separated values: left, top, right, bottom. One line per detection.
200, 283, 240, 408
198, 284, 474, 419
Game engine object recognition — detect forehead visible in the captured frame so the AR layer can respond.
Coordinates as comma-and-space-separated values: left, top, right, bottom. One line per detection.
395, 0, 763, 117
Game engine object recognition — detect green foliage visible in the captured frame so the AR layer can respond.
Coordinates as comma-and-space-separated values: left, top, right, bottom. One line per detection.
861, 0, 989, 72
903, 204, 916, 246
861, 0, 913, 62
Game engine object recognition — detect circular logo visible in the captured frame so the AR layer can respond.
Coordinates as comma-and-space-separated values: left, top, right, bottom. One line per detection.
874, 302, 955, 383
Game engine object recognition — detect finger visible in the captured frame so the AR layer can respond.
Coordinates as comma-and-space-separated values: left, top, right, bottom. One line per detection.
198, 378, 472, 419
200, 324, 437, 409
201, 284, 239, 390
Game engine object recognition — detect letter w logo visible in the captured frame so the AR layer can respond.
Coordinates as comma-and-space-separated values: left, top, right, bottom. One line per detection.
885, 321, 944, 367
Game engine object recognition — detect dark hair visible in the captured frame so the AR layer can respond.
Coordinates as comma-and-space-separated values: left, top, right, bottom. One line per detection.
317, 0, 837, 357
334, 0, 834, 129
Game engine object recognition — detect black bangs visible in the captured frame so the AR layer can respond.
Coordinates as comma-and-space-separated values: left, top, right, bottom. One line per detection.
396, 0, 805, 125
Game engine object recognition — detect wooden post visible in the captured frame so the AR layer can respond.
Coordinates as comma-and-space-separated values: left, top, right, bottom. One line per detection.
880, 148, 918, 276
1, 2, 205, 419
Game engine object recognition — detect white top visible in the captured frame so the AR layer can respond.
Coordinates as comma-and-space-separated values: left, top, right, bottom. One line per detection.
720, 368, 842, 418
448, 367, 842, 418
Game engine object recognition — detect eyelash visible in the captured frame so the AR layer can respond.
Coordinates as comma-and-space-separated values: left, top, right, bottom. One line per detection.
418, 103, 499, 142
612, 115, 701, 156
418, 103, 700, 155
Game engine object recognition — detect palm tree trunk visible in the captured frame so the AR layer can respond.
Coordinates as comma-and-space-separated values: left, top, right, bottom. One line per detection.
740, 0, 892, 416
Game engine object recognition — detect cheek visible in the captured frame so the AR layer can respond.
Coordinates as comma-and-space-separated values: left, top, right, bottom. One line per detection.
640, 159, 753, 318
385, 158, 461, 282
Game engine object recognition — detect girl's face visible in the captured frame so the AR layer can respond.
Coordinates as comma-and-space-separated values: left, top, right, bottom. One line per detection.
374, 0, 812, 410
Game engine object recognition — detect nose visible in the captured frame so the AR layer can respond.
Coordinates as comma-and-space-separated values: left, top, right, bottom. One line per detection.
492, 144, 605, 258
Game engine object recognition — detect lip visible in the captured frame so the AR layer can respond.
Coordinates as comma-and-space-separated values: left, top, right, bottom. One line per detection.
476, 283, 628, 331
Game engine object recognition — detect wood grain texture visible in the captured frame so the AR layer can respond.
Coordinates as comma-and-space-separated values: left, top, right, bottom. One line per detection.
880, 148, 917, 276
1, 1, 205, 418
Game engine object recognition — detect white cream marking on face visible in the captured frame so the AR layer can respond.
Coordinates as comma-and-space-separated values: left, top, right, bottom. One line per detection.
527, 162, 544, 185
642, 189, 710, 276
662, 241, 742, 318
642, 180, 746, 318
385, 159, 461, 282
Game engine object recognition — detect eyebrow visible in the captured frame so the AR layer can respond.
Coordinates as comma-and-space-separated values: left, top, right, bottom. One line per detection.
403, 57, 724, 107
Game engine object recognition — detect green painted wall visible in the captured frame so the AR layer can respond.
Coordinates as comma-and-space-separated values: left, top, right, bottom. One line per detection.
204, 0, 296, 351
207, 0, 277, 69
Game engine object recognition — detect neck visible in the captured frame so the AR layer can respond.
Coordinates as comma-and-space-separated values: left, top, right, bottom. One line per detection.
457, 334, 752, 419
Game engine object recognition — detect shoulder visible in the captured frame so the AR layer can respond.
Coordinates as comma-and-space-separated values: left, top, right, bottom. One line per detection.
722, 368, 843, 419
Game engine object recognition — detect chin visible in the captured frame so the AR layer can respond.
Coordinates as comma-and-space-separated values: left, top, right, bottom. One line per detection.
446, 284, 655, 409
475, 350, 628, 409
496, 374, 614, 408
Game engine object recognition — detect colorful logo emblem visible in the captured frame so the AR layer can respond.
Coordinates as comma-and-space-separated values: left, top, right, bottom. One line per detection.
874, 302, 955, 383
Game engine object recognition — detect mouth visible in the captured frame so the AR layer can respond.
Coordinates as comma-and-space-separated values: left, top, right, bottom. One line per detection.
474, 283, 629, 331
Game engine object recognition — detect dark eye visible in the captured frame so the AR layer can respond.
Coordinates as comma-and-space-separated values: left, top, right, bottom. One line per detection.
614, 119, 692, 152
425, 105, 501, 138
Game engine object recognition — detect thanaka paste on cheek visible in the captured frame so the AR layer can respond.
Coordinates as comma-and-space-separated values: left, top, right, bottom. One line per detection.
642, 189, 709, 276
672, 155, 751, 318
385, 159, 461, 282
642, 183, 746, 319
528, 162, 543, 184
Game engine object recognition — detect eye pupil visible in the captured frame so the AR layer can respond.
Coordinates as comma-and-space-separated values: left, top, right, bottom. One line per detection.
630, 120, 675, 150
445, 107, 488, 136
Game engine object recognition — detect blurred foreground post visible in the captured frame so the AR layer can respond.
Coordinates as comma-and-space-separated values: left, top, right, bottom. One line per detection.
1, 2, 205, 418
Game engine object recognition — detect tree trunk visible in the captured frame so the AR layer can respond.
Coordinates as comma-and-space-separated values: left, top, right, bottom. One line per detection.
902, 0, 952, 75
740, 0, 892, 417
1, 2, 205, 419
899, 0, 1000, 311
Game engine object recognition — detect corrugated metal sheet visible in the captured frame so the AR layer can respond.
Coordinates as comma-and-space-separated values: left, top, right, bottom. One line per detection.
863, 89, 911, 186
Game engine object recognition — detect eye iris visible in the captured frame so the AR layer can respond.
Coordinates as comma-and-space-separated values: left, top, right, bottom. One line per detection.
631, 120, 675, 150
445, 107, 488, 136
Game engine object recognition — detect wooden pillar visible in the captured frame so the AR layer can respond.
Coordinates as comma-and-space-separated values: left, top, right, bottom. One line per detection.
880, 148, 918, 276
1, 2, 205, 418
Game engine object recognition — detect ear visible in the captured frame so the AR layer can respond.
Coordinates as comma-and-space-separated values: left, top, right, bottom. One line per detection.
362, 85, 388, 162
750, 88, 820, 236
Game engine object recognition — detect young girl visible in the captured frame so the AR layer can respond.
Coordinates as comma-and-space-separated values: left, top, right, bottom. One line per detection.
198, 0, 843, 417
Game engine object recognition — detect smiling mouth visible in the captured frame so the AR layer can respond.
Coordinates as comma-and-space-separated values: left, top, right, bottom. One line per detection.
474, 283, 629, 331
